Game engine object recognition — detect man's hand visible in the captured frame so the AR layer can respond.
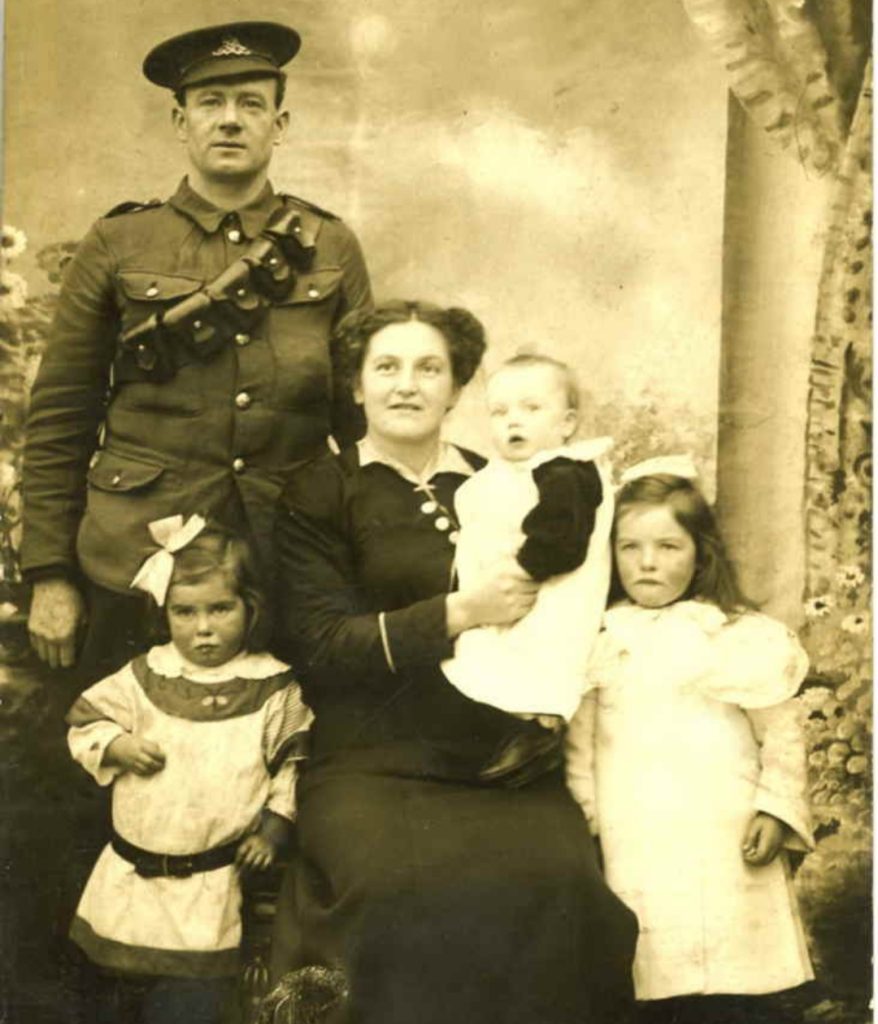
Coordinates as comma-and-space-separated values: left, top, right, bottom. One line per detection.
741, 812, 786, 867
28, 578, 86, 669
103, 734, 166, 776
236, 833, 277, 872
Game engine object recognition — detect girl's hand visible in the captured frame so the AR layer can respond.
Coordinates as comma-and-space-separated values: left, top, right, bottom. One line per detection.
447, 559, 539, 635
741, 812, 786, 866
103, 734, 166, 776
236, 833, 276, 872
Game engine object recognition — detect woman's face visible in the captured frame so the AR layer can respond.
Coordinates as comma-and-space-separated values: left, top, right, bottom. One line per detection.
614, 502, 697, 609
355, 320, 459, 448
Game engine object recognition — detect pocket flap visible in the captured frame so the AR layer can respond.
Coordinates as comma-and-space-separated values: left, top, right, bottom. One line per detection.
117, 271, 203, 302
87, 450, 165, 492
282, 266, 344, 306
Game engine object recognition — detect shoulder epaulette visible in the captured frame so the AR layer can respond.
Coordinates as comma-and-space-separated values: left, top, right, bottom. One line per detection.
279, 192, 340, 221
102, 199, 164, 219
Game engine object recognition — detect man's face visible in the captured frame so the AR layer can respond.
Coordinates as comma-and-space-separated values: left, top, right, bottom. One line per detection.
172, 78, 289, 184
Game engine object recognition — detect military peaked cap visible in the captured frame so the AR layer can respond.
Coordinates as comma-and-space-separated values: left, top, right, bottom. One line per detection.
143, 21, 301, 91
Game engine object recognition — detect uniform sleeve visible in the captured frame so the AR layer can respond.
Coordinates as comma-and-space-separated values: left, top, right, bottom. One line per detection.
21, 222, 118, 580
516, 458, 603, 581
275, 459, 453, 690
66, 662, 137, 786
329, 223, 372, 448
565, 689, 599, 834
746, 699, 815, 851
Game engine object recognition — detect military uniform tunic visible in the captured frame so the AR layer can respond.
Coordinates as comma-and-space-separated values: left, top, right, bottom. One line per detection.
22, 177, 371, 592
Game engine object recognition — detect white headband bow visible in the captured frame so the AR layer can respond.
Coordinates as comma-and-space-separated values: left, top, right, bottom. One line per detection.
130, 514, 207, 606
619, 454, 699, 486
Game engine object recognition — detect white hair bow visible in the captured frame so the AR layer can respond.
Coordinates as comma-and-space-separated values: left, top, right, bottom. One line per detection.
130, 514, 207, 606
619, 454, 699, 486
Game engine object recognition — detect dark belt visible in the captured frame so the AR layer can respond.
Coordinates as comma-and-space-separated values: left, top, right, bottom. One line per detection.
111, 831, 239, 879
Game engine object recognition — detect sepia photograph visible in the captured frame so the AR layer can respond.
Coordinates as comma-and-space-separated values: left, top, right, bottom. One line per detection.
0, 1, 872, 1022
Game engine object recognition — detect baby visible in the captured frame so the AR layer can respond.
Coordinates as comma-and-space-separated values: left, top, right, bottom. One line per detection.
442, 353, 613, 726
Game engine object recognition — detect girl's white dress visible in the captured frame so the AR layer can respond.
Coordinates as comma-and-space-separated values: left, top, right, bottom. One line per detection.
566, 600, 815, 1000
442, 437, 614, 720
67, 643, 312, 978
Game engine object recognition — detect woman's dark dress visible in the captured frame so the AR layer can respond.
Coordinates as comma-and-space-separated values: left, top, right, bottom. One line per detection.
272, 445, 637, 1024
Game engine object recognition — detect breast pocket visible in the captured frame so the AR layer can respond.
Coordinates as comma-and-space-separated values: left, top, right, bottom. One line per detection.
116, 270, 204, 333
113, 270, 206, 413
269, 267, 345, 408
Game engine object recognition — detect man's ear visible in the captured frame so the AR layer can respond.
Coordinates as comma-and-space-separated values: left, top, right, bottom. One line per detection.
274, 109, 290, 146
562, 408, 578, 442
172, 105, 187, 142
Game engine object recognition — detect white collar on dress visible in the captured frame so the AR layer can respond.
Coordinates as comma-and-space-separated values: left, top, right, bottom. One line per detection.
356, 437, 476, 487
604, 599, 728, 635
146, 642, 290, 684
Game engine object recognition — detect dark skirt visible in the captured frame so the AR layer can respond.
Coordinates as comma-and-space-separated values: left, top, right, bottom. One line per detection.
272, 759, 637, 1024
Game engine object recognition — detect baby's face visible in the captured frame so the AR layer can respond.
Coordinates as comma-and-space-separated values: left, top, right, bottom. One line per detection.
487, 365, 577, 462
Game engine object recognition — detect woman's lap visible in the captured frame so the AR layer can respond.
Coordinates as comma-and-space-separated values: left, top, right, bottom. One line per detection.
279, 764, 637, 1024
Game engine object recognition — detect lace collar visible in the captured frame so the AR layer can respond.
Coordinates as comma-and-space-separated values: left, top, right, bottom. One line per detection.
146, 643, 290, 685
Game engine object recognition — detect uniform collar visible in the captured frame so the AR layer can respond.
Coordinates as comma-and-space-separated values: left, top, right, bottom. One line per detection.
357, 437, 476, 487
167, 176, 283, 239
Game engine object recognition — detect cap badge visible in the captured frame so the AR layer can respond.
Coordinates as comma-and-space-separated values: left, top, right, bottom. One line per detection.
211, 37, 254, 57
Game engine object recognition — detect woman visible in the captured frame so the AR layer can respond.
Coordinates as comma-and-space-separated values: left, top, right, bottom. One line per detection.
271, 300, 637, 1024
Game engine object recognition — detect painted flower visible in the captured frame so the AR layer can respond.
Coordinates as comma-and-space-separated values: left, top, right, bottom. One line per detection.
0, 269, 28, 310
804, 594, 834, 618
835, 565, 866, 590
0, 268, 28, 307
840, 613, 869, 635
0, 225, 27, 261
0, 462, 16, 505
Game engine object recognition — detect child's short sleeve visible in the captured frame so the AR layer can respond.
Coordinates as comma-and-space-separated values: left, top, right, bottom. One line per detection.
695, 613, 809, 708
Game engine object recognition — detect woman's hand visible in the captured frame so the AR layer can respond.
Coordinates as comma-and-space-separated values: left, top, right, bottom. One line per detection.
236, 833, 277, 872
741, 812, 786, 866
103, 733, 166, 776
447, 558, 539, 635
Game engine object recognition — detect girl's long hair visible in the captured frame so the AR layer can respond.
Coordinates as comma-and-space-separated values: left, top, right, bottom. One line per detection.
609, 474, 754, 616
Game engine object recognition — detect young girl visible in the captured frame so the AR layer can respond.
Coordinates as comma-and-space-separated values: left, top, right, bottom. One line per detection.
66, 516, 311, 1023
441, 353, 614, 728
566, 457, 814, 1023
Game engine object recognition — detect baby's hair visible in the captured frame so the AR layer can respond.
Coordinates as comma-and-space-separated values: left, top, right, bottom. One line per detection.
158, 525, 270, 652
493, 353, 581, 411
610, 474, 753, 616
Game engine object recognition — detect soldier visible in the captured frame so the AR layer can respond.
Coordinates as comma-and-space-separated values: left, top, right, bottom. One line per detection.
21, 21, 372, 680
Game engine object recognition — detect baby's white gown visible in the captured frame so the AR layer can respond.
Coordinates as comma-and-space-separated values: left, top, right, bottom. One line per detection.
442, 437, 614, 721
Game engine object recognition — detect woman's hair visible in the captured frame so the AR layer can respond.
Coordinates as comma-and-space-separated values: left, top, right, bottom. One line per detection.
153, 525, 270, 651
493, 353, 581, 411
609, 474, 753, 615
332, 299, 487, 389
